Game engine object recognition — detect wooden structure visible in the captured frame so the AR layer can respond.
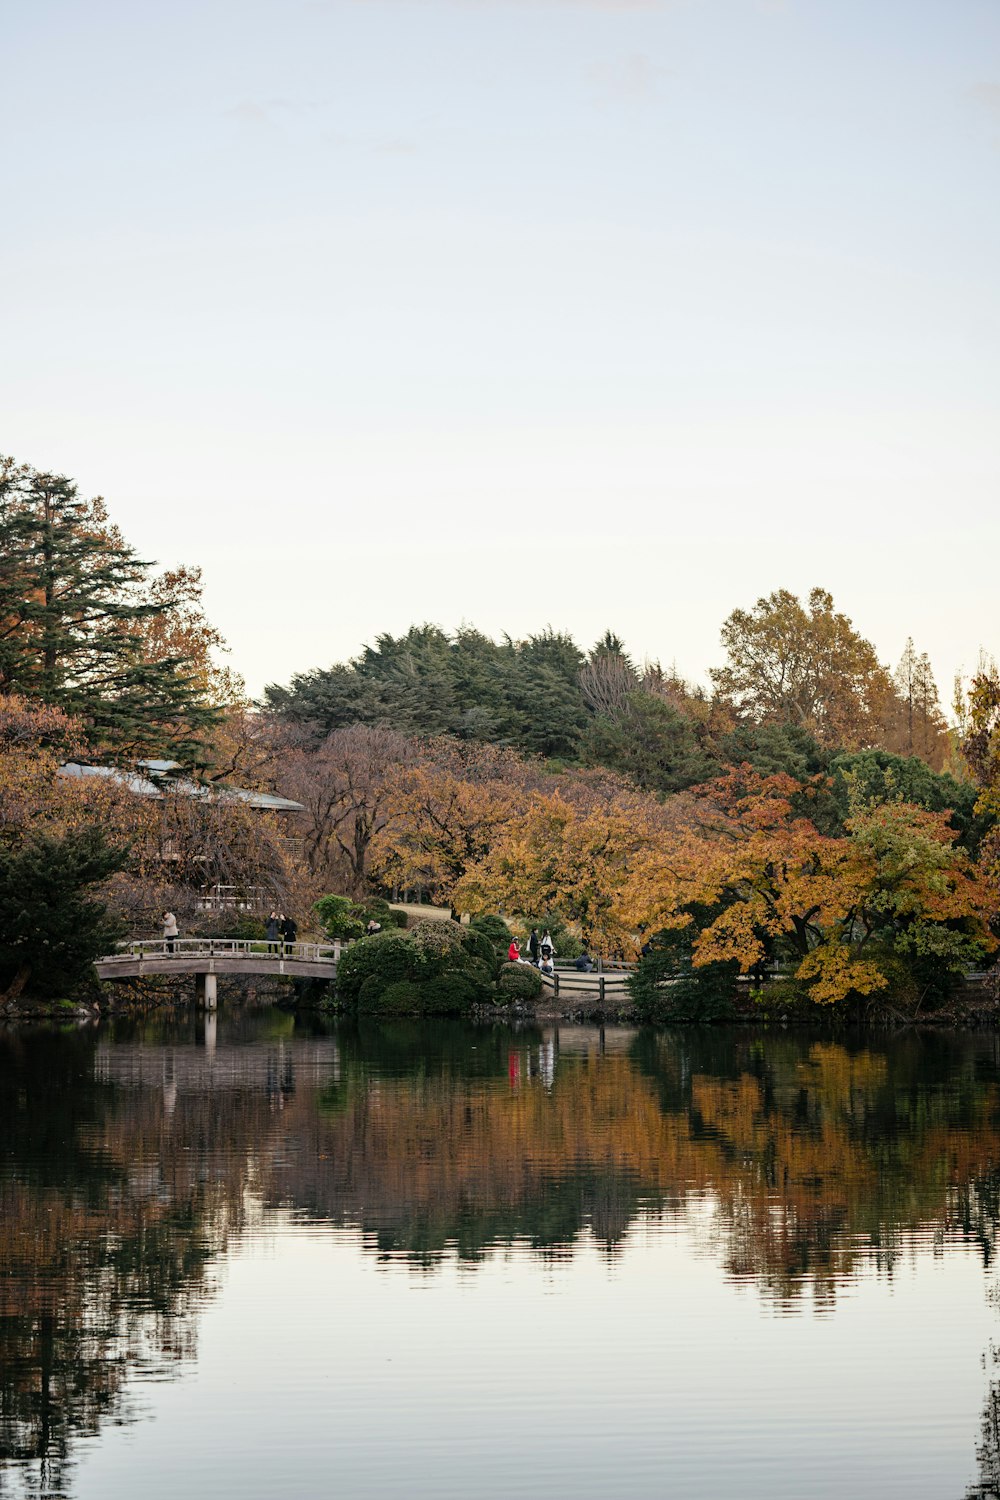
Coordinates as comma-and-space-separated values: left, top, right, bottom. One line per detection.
95, 938, 343, 1009
538, 961, 634, 1004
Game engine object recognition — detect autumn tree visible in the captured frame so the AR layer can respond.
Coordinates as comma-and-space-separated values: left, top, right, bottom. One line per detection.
962, 669, 1000, 968
135, 564, 246, 709
710, 587, 897, 749
685, 770, 991, 1005
277, 724, 415, 898
889, 637, 949, 768
0, 457, 219, 762
681, 770, 873, 999
455, 786, 680, 957
383, 740, 535, 902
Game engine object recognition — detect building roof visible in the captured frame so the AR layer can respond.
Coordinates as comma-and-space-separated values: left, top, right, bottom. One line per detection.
58, 762, 304, 813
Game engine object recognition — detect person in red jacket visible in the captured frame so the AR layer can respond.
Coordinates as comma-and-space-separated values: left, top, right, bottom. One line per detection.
508, 938, 521, 962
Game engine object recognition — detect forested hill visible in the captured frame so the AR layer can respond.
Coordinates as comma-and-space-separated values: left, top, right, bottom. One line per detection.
262, 593, 968, 806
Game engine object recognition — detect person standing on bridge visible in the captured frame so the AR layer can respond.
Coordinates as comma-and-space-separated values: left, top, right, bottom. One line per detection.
528, 928, 540, 964
280, 913, 298, 954
162, 911, 178, 955
265, 911, 280, 954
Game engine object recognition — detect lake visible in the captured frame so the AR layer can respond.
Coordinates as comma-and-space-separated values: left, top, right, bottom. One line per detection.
2, 1011, 1000, 1499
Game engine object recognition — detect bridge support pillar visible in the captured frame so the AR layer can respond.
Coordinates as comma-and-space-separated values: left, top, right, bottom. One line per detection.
196, 972, 218, 1010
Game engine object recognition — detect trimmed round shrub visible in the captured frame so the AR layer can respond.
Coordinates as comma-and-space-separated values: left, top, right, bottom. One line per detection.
421, 973, 480, 1015
336, 931, 425, 1000
359, 979, 426, 1015
470, 914, 513, 950
336, 923, 496, 1012
411, 918, 466, 959
461, 956, 496, 990
497, 962, 543, 1002
460, 926, 501, 975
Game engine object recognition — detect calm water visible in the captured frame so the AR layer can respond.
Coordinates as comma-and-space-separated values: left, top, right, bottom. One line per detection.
3, 1014, 1000, 1499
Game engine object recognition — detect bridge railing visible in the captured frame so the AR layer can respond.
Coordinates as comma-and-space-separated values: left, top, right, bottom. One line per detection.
108, 938, 345, 964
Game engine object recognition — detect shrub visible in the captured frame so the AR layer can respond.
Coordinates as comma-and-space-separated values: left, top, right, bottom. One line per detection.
529, 912, 583, 961
411, 918, 466, 959
462, 956, 496, 990
420, 973, 480, 1015
460, 926, 501, 975
753, 975, 811, 1011
355, 973, 481, 1016
470, 914, 513, 951
355, 896, 407, 931
314, 894, 366, 941
359, 978, 426, 1015
225, 914, 267, 942
315, 893, 407, 940
629, 928, 738, 1023
336, 931, 425, 1000
336, 923, 495, 1011
497, 962, 543, 1002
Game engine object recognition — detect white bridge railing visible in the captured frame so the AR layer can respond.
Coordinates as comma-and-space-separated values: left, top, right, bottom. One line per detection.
111, 938, 343, 964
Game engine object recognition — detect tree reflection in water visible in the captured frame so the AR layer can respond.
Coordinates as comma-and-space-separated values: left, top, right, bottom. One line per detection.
0, 1021, 263, 1498
3, 1017, 1000, 1494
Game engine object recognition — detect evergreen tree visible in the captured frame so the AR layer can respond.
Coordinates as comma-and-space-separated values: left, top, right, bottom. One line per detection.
0, 826, 127, 1000
0, 458, 219, 761
583, 691, 719, 794
264, 624, 590, 758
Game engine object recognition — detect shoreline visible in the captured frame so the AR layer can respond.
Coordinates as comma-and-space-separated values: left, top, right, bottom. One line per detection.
3, 984, 999, 1031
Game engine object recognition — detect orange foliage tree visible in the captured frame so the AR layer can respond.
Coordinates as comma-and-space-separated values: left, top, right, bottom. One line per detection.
685, 770, 992, 1004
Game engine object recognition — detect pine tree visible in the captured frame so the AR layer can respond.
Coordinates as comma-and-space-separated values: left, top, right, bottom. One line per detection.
0, 825, 127, 1000
0, 458, 219, 762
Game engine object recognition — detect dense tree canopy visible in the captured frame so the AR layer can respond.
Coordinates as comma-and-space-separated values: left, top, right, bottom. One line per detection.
264, 624, 588, 759
1, 451, 994, 1018
709, 587, 898, 748
265, 591, 952, 801
0, 458, 219, 762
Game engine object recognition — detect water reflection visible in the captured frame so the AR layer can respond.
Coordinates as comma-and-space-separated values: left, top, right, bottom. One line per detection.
3, 1016, 1000, 1496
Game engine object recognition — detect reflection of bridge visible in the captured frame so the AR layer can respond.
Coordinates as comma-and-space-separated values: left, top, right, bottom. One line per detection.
95, 938, 343, 1007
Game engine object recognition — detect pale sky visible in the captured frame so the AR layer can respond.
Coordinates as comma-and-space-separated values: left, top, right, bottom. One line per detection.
3, 0, 999, 701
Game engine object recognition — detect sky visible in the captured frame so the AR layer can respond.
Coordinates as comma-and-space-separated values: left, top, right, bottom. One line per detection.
3, 0, 999, 701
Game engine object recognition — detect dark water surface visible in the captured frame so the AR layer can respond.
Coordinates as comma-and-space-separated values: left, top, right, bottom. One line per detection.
3, 1013, 1000, 1499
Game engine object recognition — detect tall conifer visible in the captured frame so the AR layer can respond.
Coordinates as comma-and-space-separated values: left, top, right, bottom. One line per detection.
0, 457, 218, 762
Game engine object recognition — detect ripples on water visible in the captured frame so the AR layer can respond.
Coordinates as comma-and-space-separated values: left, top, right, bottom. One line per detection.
3, 1014, 1000, 1498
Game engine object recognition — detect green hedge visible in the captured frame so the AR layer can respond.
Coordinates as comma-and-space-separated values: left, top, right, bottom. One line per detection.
337, 921, 495, 1015
336, 920, 544, 1015
470, 914, 513, 955
497, 962, 544, 1001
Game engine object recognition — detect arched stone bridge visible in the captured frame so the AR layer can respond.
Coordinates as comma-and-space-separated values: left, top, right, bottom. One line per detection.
95, 938, 344, 1007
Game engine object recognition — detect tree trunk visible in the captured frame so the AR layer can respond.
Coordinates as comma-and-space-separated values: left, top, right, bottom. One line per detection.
0, 963, 32, 1003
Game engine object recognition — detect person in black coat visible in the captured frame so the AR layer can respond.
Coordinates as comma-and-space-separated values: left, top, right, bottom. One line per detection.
280, 914, 298, 954
265, 911, 280, 954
